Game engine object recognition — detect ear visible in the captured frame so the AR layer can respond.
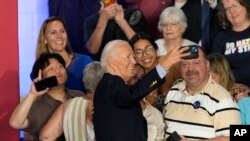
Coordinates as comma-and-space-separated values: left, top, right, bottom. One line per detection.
206, 59, 210, 72
107, 56, 121, 77
107, 57, 114, 68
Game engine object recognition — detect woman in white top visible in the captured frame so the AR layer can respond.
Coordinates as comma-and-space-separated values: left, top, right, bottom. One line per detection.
140, 99, 166, 141
128, 65, 166, 141
156, 6, 197, 56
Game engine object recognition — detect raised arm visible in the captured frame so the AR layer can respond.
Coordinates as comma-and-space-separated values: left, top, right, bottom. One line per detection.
114, 5, 136, 40
9, 70, 49, 129
86, 3, 118, 54
39, 102, 68, 141
9, 90, 37, 129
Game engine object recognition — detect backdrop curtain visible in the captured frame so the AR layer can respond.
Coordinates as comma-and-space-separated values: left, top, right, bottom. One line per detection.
0, 0, 19, 140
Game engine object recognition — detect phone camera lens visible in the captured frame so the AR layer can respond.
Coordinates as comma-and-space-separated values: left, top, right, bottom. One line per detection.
191, 46, 198, 53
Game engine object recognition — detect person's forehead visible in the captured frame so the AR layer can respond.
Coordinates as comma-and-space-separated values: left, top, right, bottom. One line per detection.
46, 20, 64, 30
109, 43, 132, 59
222, 0, 235, 5
47, 58, 61, 65
164, 15, 179, 23
134, 39, 152, 50
117, 43, 132, 52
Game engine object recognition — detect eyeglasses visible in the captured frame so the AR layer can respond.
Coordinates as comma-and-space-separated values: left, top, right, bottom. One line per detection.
134, 45, 154, 57
224, 1, 241, 13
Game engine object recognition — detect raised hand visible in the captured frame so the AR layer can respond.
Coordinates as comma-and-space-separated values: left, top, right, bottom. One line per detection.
29, 69, 49, 97
158, 46, 190, 71
99, 2, 118, 22
114, 5, 125, 23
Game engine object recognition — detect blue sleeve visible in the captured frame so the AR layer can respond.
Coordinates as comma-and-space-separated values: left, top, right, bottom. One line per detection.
156, 64, 168, 79
84, 55, 93, 63
237, 98, 250, 124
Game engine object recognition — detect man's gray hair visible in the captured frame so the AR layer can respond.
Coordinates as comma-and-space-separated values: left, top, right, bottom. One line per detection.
100, 40, 130, 69
158, 6, 187, 32
82, 61, 104, 93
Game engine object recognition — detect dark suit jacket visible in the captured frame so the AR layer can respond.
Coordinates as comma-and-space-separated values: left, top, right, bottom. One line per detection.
93, 68, 165, 141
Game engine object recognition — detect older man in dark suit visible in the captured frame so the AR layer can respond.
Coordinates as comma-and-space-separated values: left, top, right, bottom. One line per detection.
93, 39, 188, 141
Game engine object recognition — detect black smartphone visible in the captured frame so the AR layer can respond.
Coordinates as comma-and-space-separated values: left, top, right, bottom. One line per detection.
180, 45, 199, 59
167, 131, 181, 141
35, 76, 58, 91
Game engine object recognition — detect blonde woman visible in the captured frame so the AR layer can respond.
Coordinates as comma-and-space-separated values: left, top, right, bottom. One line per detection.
208, 53, 250, 102
35, 16, 93, 92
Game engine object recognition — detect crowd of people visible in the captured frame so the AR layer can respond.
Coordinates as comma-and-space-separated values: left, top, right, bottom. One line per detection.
9, 0, 250, 140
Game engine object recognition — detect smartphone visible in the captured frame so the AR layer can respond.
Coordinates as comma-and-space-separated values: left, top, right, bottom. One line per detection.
180, 45, 199, 59
35, 76, 58, 91
102, 0, 116, 7
167, 131, 181, 141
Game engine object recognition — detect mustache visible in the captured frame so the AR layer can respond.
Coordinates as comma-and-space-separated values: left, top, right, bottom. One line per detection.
186, 70, 198, 76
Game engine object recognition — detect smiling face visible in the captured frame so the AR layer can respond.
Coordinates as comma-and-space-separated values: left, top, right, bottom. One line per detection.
42, 58, 67, 85
112, 43, 136, 82
180, 49, 210, 89
44, 20, 68, 53
222, 0, 249, 29
133, 39, 158, 72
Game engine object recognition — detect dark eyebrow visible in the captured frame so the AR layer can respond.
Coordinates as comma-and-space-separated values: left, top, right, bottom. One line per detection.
145, 45, 153, 48
134, 44, 153, 50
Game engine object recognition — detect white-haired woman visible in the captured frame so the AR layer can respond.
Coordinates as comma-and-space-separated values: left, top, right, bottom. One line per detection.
156, 6, 197, 56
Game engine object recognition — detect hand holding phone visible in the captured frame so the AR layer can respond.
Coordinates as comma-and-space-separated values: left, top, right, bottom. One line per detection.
102, 0, 116, 7
180, 45, 199, 59
35, 76, 58, 91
